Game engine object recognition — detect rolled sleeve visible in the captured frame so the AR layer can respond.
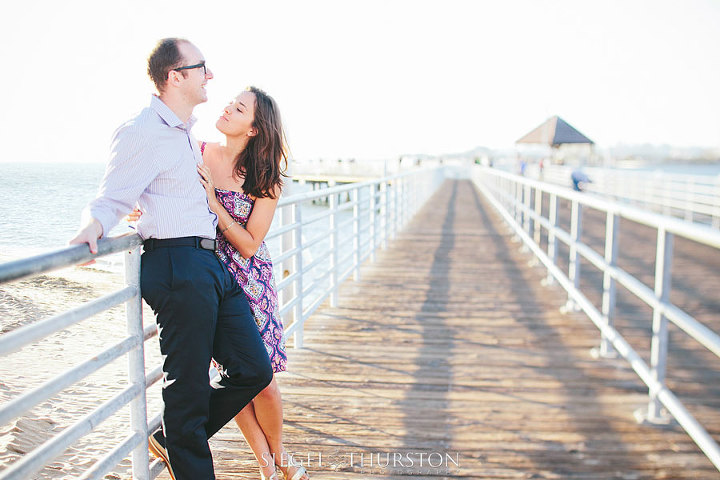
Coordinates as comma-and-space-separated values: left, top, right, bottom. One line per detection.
84, 123, 158, 236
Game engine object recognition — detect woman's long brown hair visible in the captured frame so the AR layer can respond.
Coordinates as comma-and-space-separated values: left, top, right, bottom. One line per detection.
235, 86, 288, 199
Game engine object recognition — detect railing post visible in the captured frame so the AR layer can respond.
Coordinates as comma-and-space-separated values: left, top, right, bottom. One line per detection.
543, 193, 558, 285
353, 188, 360, 281
293, 203, 304, 348
646, 227, 674, 422
370, 183, 377, 262
562, 199, 582, 312
713, 175, 720, 229
329, 192, 339, 307
534, 187, 543, 245
381, 181, 389, 249
400, 176, 406, 228
594, 211, 619, 358
524, 183, 533, 237
125, 246, 149, 480
515, 180, 523, 225
280, 205, 295, 334
392, 179, 399, 240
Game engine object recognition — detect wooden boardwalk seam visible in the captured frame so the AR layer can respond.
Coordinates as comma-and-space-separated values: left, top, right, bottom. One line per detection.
184, 179, 718, 479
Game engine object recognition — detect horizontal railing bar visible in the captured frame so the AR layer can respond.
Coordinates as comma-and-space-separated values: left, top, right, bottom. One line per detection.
337, 249, 355, 268
273, 246, 302, 265
482, 168, 720, 249
303, 231, 332, 251
0, 334, 140, 427
149, 458, 166, 479
301, 269, 332, 299
276, 271, 300, 293
0, 286, 137, 356
301, 292, 329, 325
143, 324, 157, 341
498, 183, 720, 358
1, 383, 142, 480
301, 250, 332, 275
337, 216, 356, 230
301, 208, 335, 226
145, 366, 163, 389
336, 200, 358, 212
278, 295, 301, 317
264, 221, 299, 240
78, 432, 142, 480
148, 414, 162, 434
0, 233, 143, 285
277, 167, 437, 207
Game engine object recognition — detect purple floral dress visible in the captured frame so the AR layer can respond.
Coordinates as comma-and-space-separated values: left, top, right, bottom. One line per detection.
202, 144, 286, 373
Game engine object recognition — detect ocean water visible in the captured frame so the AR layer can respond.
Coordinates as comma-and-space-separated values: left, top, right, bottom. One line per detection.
0, 162, 361, 297
0, 162, 347, 258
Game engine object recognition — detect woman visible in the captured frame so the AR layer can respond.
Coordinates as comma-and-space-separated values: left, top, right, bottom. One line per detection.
200, 87, 308, 480
199, 87, 308, 480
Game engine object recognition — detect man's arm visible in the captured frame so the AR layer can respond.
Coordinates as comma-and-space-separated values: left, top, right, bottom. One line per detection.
70, 123, 157, 253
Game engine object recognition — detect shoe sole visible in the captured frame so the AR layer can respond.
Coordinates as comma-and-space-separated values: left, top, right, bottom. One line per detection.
148, 434, 176, 480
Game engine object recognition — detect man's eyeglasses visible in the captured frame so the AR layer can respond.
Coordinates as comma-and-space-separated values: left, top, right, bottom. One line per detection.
173, 62, 207, 75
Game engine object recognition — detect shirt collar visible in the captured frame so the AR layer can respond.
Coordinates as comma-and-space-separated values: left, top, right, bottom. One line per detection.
150, 95, 197, 130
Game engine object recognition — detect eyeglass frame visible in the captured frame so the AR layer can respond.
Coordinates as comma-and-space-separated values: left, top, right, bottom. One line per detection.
172, 62, 207, 75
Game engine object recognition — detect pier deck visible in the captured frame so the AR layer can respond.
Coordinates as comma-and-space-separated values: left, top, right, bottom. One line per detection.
161, 179, 719, 479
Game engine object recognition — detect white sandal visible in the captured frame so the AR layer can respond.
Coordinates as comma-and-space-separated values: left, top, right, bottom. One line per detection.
277, 454, 309, 480
261, 470, 279, 480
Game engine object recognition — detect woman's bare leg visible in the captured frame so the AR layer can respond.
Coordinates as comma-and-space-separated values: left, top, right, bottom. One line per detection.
234, 401, 276, 477
236, 375, 309, 479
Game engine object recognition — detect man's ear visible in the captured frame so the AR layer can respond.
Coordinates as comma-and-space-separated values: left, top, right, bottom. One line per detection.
166, 70, 182, 88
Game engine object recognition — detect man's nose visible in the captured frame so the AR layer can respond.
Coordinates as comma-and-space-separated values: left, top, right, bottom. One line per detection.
205, 68, 214, 79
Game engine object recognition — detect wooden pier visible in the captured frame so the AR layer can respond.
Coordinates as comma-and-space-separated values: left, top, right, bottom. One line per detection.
160, 179, 719, 479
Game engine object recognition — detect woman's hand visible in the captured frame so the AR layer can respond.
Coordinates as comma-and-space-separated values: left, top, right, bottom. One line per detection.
197, 163, 220, 212
125, 208, 142, 223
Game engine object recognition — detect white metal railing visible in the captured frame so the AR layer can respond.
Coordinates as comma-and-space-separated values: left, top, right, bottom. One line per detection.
0, 166, 444, 479
0, 234, 166, 480
473, 166, 720, 472
541, 164, 720, 228
272, 167, 445, 347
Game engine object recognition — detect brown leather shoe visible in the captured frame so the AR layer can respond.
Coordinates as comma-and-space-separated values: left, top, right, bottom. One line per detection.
148, 429, 176, 480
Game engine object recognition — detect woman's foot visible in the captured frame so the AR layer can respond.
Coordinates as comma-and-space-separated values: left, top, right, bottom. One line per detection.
260, 466, 279, 480
276, 452, 310, 480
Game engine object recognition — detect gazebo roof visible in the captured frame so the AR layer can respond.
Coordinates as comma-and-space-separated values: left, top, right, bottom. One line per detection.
516, 116, 594, 147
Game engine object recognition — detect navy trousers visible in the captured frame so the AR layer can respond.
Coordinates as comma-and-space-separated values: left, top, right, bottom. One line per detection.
141, 245, 273, 480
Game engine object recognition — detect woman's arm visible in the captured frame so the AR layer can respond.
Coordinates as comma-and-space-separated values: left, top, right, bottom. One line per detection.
197, 163, 280, 258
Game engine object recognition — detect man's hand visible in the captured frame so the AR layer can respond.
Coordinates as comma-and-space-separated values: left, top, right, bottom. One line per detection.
69, 218, 103, 254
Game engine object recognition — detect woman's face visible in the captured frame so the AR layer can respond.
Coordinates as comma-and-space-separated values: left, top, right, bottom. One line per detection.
216, 91, 257, 138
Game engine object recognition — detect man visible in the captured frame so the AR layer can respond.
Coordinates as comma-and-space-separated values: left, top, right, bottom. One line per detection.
70, 38, 273, 480
571, 168, 591, 192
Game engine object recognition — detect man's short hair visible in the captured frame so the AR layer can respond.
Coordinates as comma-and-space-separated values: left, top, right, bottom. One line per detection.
147, 38, 188, 93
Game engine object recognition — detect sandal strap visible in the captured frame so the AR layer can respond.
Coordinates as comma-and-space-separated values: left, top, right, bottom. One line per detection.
289, 465, 307, 480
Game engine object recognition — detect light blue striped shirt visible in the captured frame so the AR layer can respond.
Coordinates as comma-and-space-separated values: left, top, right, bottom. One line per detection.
85, 95, 217, 240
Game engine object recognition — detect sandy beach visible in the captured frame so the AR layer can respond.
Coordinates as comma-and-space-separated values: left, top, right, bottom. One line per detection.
0, 255, 165, 479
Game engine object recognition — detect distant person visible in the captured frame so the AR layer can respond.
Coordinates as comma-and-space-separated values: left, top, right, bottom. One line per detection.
519, 159, 527, 176
571, 169, 591, 191
130, 86, 309, 480
70, 38, 273, 480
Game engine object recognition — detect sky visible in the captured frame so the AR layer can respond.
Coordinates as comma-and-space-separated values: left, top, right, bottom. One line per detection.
0, 0, 719, 164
